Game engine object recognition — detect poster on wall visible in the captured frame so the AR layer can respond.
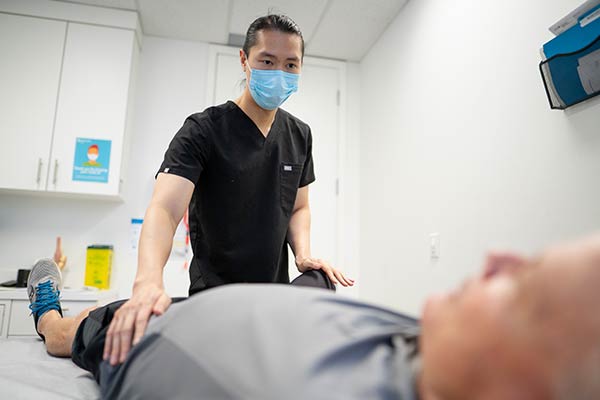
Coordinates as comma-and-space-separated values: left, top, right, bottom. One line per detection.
72, 137, 111, 183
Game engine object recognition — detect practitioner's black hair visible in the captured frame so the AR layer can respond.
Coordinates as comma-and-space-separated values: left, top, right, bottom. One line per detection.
242, 14, 304, 59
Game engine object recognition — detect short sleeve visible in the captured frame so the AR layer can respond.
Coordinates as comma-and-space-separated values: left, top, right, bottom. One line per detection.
299, 128, 316, 187
156, 117, 211, 185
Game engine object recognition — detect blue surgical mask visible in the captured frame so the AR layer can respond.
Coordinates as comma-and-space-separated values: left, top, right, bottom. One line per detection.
247, 64, 300, 110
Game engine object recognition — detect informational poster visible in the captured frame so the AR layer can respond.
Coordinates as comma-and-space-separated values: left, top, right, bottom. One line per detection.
130, 214, 192, 269
130, 218, 143, 253
170, 210, 192, 270
72, 137, 111, 183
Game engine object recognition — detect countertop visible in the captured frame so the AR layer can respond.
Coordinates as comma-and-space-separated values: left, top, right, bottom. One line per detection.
0, 287, 118, 301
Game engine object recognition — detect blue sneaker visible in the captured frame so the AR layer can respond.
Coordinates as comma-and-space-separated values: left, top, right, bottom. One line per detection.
27, 258, 63, 340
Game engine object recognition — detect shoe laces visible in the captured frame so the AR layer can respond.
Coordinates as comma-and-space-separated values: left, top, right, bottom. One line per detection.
29, 280, 61, 317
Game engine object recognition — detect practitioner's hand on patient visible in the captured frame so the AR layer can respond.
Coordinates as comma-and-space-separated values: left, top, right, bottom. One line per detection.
103, 281, 171, 365
296, 257, 355, 287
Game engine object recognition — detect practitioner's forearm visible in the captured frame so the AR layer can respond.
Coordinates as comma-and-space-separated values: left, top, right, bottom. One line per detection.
287, 205, 312, 267
135, 205, 178, 287
286, 186, 354, 286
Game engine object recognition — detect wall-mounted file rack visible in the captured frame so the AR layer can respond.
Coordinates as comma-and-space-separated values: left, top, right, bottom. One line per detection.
540, 1, 600, 110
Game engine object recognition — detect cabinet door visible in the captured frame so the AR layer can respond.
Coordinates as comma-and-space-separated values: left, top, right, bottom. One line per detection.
0, 301, 7, 338
0, 13, 66, 191
50, 23, 134, 195
7, 300, 37, 336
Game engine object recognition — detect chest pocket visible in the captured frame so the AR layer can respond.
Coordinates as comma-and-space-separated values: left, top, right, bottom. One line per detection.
280, 162, 303, 216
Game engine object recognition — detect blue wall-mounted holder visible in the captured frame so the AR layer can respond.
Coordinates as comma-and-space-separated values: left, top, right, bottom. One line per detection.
540, 3, 600, 110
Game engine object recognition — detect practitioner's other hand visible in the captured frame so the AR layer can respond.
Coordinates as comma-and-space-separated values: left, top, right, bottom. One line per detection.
296, 257, 355, 287
103, 281, 171, 365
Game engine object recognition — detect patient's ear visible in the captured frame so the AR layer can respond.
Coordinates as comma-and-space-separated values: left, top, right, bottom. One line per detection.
483, 252, 527, 279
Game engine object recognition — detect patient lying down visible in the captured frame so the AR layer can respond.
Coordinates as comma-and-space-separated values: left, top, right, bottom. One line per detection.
27, 235, 600, 399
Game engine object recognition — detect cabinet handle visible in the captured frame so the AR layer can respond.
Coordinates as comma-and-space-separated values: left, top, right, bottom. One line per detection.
53, 159, 59, 185
36, 158, 43, 185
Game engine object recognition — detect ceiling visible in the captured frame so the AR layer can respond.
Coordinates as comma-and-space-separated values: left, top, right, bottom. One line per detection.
57, 0, 408, 61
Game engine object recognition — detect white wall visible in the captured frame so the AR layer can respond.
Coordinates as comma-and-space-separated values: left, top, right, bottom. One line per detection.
0, 36, 208, 298
359, 0, 600, 315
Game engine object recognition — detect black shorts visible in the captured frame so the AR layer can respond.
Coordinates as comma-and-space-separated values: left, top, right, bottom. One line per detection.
71, 297, 187, 383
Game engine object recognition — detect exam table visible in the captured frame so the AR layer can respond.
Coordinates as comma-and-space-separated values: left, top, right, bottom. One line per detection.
0, 337, 100, 399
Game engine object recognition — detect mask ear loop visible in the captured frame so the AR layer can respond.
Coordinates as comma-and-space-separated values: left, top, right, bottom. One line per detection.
242, 52, 253, 90
238, 51, 250, 93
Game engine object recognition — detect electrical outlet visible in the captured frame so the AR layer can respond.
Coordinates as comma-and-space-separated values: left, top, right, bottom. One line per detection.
430, 233, 440, 260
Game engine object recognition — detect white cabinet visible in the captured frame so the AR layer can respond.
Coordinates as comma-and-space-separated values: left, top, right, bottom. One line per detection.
0, 11, 137, 197
0, 13, 66, 191
0, 301, 7, 338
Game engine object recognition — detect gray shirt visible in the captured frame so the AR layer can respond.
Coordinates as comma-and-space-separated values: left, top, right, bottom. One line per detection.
102, 284, 421, 400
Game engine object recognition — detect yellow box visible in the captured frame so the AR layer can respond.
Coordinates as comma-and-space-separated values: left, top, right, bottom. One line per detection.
84, 245, 113, 289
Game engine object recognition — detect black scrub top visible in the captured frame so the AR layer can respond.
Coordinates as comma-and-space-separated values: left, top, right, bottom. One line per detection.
157, 101, 315, 295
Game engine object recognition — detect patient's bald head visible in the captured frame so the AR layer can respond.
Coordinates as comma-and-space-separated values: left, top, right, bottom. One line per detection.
420, 235, 600, 400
